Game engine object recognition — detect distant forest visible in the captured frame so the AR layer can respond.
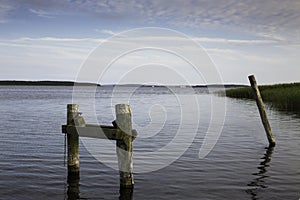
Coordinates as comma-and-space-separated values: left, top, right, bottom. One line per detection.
0, 80, 99, 86
0, 80, 247, 88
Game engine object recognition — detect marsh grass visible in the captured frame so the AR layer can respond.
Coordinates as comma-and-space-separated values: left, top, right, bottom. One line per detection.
225, 83, 300, 113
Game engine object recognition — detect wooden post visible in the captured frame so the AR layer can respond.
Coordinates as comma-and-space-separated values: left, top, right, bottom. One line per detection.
115, 104, 134, 188
67, 104, 80, 176
248, 75, 276, 146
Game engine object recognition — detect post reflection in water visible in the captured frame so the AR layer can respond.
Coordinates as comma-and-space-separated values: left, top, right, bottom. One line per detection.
64, 175, 134, 200
66, 174, 80, 200
119, 187, 134, 200
246, 146, 274, 199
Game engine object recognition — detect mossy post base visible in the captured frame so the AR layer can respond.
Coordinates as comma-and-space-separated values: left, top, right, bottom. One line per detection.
115, 104, 134, 188
248, 75, 276, 147
67, 104, 80, 177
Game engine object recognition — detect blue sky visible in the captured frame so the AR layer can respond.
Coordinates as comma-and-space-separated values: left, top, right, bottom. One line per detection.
0, 0, 299, 84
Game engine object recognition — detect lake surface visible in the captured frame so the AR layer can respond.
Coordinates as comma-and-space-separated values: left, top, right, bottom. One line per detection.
0, 86, 299, 200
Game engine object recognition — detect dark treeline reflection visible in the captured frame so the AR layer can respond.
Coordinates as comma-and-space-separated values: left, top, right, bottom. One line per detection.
246, 146, 274, 200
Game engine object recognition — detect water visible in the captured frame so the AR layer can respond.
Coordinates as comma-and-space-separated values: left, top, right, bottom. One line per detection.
0, 86, 299, 200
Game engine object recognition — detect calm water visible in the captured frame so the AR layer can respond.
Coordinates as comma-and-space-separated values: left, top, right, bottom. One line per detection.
0, 86, 299, 200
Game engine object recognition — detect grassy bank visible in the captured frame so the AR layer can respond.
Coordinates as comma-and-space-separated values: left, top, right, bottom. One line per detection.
225, 82, 300, 113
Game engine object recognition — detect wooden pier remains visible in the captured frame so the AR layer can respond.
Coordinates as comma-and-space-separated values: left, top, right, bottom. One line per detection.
62, 104, 137, 188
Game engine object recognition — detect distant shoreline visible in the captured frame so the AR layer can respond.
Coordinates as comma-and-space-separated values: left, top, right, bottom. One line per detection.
0, 80, 100, 86
0, 80, 247, 88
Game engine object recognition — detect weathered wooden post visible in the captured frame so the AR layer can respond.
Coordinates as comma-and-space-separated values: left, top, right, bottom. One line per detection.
248, 75, 276, 146
115, 104, 134, 188
67, 104, 80, 176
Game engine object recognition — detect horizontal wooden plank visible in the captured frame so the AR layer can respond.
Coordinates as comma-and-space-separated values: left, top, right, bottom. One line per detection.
62, 124, 137, 140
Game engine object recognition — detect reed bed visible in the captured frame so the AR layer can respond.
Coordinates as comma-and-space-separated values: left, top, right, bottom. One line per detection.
225, 83, 300, 113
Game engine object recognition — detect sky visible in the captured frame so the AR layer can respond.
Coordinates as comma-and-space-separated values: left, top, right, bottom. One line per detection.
0, 0, 300, 85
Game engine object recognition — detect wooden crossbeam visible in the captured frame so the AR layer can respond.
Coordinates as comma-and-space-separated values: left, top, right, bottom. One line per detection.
62, 124, 137, 140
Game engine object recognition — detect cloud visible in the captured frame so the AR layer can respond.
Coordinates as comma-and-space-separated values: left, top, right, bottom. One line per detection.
29, 9, 57, 18
0, 33, 299, 83
0, 1, 16, 23
1, 34, 277, 74
2, 0, 300, 43
0, 35, 106, 80
194, 37, 278, 44
0, 37, 102, 62
150, 0, 300, 41
15, 37, 102, 43
95, 29, 117, 36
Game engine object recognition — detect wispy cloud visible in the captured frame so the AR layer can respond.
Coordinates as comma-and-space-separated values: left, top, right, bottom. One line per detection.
68, 0, 298, 42
29, 9, 57, 18
95, 29, 117, 36
0, 36, 97, 80
15, 37, 102, 43
0, 1, 15, 23
2, 0, 300, 42
0, 32, 299, 83
0, 37, 102, 61
194, 37, 278, 45
163, 0, 300, 41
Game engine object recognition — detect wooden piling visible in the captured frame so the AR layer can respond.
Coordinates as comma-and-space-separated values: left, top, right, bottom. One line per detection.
67, 104, 80, 176
248, 75, 276, 146
115, 104, 134, 188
